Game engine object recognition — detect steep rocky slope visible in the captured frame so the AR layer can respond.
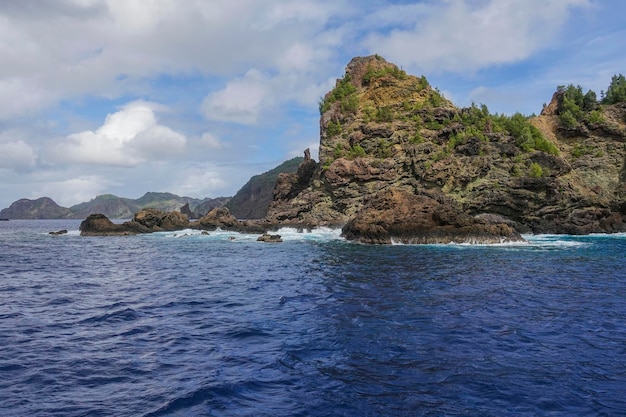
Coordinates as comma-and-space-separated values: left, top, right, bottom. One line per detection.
226, 157, 303, 219
266, 55, 626, 241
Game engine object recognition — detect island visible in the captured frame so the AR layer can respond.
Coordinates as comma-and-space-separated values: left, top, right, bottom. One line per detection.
80, 55, 626, 244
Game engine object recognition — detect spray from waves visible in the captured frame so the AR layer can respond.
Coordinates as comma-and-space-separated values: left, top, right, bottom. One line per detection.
390, 234, 599, 250
159, 227, 344, 243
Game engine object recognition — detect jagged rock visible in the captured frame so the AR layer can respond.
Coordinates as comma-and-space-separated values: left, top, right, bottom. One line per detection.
80, 209, 191, 236
180, 203, 194, 218
192, 207, 242, 231
80, 214, 137, 236
133, 208, 189, 231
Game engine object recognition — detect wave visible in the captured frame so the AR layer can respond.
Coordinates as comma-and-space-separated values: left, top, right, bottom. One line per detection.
158, 227, 344, 243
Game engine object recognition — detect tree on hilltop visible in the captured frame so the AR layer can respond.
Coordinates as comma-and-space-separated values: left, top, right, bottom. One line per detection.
603, 74, 626, 104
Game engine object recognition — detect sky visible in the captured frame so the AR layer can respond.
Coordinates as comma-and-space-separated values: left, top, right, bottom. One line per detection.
1, 0, 625, 209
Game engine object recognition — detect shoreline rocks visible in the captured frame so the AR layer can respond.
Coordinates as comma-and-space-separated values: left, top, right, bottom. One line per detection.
341, 189, 524, 244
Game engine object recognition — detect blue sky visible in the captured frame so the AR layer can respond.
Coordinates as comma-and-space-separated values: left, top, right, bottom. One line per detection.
1, 0, 625, 209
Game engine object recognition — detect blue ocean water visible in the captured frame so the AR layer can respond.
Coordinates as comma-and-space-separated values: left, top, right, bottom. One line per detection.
0, 220, 625, 417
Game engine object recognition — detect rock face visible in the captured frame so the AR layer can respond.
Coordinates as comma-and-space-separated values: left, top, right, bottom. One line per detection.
226, 157, 303, 219
266, 55, 626, 242
342, 189, 523, 244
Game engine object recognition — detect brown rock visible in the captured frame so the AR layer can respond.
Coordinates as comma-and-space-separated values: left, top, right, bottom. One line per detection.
80, 213, 138, 236
342, 189, 524, 244
257, 233, 283, 243
132, 208, 189, 231
193, 207, 242, 230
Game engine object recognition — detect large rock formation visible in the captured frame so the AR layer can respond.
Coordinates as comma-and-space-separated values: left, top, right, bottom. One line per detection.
80, 208, 190, 236
79, 207, 266, 236
266, 55, 626, 242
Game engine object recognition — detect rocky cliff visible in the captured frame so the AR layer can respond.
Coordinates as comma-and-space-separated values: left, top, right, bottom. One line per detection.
266, 55, 626, 242
226, 157, 303, 219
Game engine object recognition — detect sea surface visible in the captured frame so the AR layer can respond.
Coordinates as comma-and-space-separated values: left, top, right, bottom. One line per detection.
1, 219, 625, 417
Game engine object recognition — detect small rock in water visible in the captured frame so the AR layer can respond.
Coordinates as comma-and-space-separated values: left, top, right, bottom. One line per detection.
257, 233, 283, 243
49, 229, 68, 235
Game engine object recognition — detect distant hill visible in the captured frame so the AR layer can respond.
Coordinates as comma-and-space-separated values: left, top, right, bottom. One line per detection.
0, 192, 231, 219
69, 194, 140, 219
193, 197, 231, 217
0, 197, 72, 219
226, 157, 304, 219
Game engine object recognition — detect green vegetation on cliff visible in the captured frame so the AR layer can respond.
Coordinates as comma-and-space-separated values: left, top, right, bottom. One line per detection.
603, 74, 626, 104
292, 55, 626, 237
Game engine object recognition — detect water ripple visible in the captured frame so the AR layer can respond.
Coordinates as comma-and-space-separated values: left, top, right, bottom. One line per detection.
1, 221, 625, 416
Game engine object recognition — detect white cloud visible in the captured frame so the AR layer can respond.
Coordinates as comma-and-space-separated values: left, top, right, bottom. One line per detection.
199, 132, 225, 150
0, 140, 37, 171
131, 125, 187, 158
50, 101, 187, 166
168, 165, 230, 199
201, 69, 270, 125
0, 0, 344, 120
30, 175, 115, 208
364, 0, 591, 73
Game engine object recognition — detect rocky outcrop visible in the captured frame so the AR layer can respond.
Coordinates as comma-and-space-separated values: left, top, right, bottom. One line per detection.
192, 207, 241, 230
342, 189, 523, 244
265, 55, 626, 240
257, 233, 283, 243
180, 203, 194, 218
49, 229, 68, 235
79, 207, 270, 236
81, 208, 189, 235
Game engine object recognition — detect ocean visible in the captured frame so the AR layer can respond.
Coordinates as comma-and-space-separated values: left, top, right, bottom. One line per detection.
1, 219, 625, 417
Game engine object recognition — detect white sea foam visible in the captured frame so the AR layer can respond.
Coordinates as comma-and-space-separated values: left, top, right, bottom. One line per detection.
160, 227, 345, 243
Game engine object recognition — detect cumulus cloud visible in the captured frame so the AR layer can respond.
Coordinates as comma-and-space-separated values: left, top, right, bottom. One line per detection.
202, 69, 271, 125
168, 164, 230, 199
0, 140, 37, 171
50, 101, 187, 166
199, 132, 225, 150
30, 175, 116, 208
364, 0, 591, 73
0, 0, 344, 120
